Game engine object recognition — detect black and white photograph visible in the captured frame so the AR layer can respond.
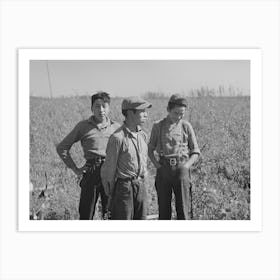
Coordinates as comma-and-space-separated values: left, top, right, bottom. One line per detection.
1, 1, 279, 280
18, 49, 261, 231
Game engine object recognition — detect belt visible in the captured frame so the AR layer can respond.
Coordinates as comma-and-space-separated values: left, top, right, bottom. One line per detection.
87, 156, 105, 165
159, 156, 187, 168
117, 175, 145, 182
85, 156, 105, 173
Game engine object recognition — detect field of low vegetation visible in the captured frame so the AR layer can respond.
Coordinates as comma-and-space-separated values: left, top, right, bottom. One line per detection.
30, 91, 250, 220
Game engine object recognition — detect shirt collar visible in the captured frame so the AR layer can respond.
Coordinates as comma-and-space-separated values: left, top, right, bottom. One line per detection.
166, 115, 181, 126
123, 122, 142, 138
88, 115, 110, 129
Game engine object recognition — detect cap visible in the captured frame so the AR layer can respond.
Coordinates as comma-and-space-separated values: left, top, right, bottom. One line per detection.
122, 96, 152, 110
168, 94, 188, 107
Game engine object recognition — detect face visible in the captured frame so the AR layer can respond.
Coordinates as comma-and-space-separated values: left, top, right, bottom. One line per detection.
91, 99, 109, 122
168, 105, 186, 123
129, 109, 148, 126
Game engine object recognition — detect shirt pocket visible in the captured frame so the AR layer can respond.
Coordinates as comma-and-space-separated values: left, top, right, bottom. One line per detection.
121, 137, 129, 152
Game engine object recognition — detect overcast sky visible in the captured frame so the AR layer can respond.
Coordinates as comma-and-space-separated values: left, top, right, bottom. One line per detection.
30, 60, 250, 97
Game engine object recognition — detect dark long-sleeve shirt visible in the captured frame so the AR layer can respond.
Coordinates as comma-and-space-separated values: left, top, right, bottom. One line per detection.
56, 116, 120, 170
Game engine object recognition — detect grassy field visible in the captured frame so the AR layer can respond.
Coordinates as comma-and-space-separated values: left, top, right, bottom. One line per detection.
30, 95, 250, 220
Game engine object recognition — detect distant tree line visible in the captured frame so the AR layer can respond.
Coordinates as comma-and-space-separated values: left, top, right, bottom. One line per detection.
30, 85, 248, 99
142, 86, 248, 99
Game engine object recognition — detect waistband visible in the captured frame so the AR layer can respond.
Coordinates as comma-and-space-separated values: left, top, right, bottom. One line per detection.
116, 175, 145, 182
160, 154, 188, 159
159, 155, 187, 167
85, 157, 105, 173
86, 156, 105, 165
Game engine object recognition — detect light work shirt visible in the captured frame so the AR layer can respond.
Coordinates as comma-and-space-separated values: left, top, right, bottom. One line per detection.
101, 124, 148, 189
56, 116, 120, 169
148, 116, 200, 158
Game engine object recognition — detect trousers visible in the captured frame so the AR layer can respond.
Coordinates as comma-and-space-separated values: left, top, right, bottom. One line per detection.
79, 164, 108, 220
155, 165, 192, 220
111, 177, 147, 220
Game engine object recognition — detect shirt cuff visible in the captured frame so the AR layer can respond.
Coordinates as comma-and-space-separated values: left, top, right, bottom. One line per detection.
189, 149, 201, 156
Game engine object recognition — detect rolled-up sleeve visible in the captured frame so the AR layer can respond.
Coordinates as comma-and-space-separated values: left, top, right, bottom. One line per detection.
101, 135, 122, 191
187, 122, 201, 156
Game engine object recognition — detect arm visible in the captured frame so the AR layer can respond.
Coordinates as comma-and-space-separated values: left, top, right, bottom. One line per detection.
183, 154, 199, 169
183, 122, 201, 169
148, 145, 161, 169
148, 123, 161, 169
101, 135, 122, 196
56, 122, 85, 176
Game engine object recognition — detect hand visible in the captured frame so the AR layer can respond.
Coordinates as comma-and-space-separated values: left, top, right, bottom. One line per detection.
73, 166, 88, 176
155, 162, 162, 169
103, 181, 112, 197
182, 164, 190, 170
178, 163, 190, 174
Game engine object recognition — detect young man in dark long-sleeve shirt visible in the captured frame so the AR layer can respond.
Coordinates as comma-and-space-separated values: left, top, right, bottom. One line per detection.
57, 91, 120, 219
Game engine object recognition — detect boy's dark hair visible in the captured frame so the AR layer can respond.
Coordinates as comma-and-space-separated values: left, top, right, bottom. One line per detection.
167, 102, 187, 111
91, 91, 110, 107
167, 94, 188, 111
122, 109, 137, 117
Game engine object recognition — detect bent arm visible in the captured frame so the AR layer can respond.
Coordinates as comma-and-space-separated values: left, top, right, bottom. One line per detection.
101, 136, 121, 196
148, 123, 161, 169
183, 153, 199, 169
183, 122, 200, 169
56, 123, 82, 174
148, 145, 161, 169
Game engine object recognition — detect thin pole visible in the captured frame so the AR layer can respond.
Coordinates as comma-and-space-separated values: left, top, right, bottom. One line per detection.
46, 61, 53, 98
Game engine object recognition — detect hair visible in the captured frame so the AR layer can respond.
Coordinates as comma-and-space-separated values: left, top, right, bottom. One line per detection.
91, 91, 110, 107
167, 102, 187, 111
122, 109, 137, 117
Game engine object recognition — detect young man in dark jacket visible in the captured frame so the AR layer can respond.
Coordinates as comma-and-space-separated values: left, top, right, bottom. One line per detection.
57, 91, 120, 220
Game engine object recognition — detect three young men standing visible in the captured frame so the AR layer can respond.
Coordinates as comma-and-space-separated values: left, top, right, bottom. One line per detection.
57, 92, 200, 220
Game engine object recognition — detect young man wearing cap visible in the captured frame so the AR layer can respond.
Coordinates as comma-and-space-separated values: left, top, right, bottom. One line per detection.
148, 94, 200, 220
56, 91, 120, 220
101, 96, 152, 220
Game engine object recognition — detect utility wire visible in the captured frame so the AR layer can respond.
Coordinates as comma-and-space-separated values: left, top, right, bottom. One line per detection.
46, 61, 53, 98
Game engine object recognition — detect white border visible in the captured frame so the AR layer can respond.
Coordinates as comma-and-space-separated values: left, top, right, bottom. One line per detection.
19, 48, 262, 232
